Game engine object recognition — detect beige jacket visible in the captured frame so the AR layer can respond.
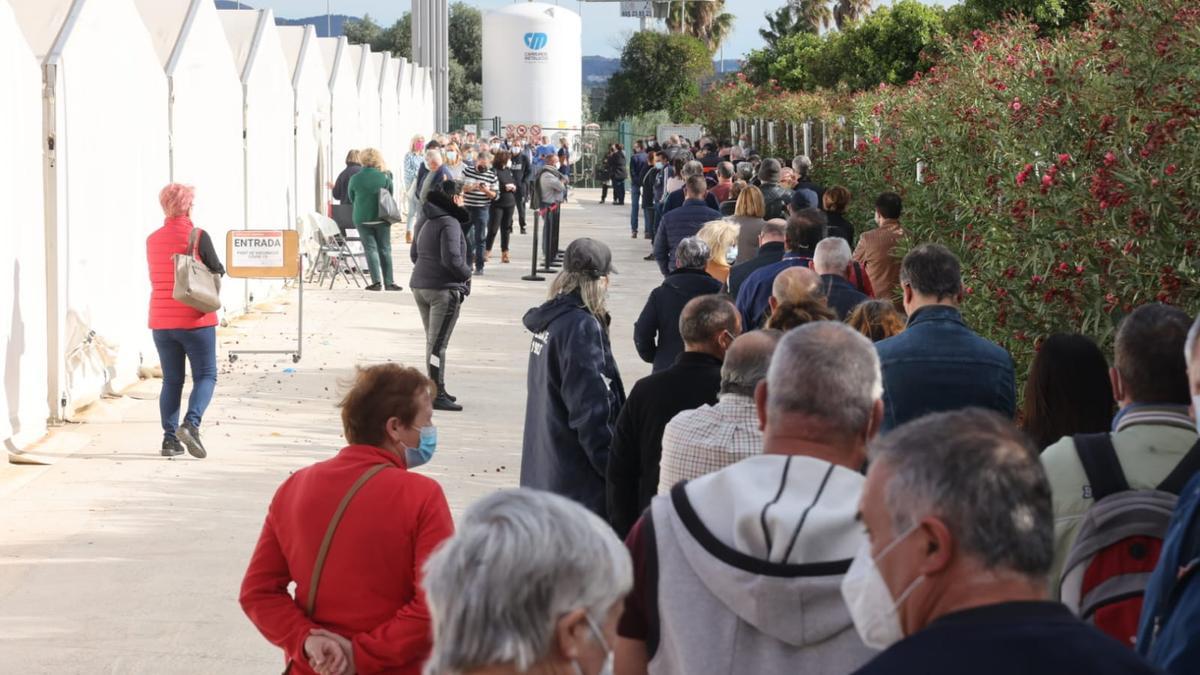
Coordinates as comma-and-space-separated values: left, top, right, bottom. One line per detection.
852, 219, 904, 305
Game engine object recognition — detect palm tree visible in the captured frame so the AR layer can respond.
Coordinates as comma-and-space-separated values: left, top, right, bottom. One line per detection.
833, 0, 873, 29
791, 0, 834, 34
760, 5, 813, 47
665, 0, 736, 52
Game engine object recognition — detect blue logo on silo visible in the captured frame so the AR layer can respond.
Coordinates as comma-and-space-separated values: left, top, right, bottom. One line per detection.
524, 32, 548, 50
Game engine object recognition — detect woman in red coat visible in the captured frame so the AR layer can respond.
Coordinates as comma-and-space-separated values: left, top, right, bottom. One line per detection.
240, 363, 454, 675
146, 184, 225, 458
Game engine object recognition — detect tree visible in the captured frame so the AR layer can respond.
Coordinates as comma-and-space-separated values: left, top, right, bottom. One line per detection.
793, 0, 834, 34
342, 13, 382, 47
448, 2, 482, 84
602, 31, 712, 120
833, 0, 873, 29
664, 0, 736, 52
950, 0, 1093, 32
760, 5, 813, 48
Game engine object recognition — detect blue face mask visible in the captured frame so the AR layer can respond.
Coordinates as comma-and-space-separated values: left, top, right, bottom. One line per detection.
404, 426, 438, 468
654, 161, 664, 169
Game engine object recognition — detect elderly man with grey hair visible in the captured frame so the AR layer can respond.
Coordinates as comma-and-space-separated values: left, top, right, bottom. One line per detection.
658, 330, 782, 492
815, 237, 869, 319
662, 160, 722, 215
616, 322, 881, 675
635, 237, 723, 373
847, 409, 1161, 675
422, 489, 631, 675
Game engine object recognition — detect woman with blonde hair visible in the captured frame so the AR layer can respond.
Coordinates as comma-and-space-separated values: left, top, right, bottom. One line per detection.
348, 148, 399, 291
729, 184, 768, 264
443, 142, 465, 182
403, 135, 425, 243
696, 219, 739, 287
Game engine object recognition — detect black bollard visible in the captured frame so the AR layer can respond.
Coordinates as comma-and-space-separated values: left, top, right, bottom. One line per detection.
522, 207, 545, 281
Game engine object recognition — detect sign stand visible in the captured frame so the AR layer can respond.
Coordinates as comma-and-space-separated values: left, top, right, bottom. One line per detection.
224, 230, 303, 363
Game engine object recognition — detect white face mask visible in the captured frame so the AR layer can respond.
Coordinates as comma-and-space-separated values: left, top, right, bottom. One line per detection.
571, 614, 613, 675
840, 524, 925, 650
725, 245, 739, 265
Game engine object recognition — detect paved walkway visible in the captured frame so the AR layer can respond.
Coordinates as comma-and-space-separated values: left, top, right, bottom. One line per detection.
0, 189, 659, 673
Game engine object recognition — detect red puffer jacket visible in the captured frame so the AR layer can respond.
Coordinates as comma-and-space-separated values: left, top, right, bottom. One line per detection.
146, 216, 218, 330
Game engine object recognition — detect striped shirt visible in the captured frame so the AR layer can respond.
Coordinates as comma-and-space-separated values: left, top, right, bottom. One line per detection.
657, 393, 763, 493
462, 166, 498, 208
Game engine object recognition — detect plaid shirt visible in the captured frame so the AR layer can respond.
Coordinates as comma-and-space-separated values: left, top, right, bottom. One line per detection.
657, 393, 763, 494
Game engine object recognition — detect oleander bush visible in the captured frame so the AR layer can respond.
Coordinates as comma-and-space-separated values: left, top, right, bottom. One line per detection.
692, 0, 1200, 374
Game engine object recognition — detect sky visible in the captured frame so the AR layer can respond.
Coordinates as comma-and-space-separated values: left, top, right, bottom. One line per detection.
248, 0, 960, 59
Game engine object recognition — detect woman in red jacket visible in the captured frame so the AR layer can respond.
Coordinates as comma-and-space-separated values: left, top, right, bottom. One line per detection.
146, 184, 225, 458
240, 363, 454, 675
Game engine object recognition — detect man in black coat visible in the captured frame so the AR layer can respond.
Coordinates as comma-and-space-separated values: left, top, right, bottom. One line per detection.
814, 237, 868, 319
758, 158, 794, 221
729, 220, 787, 297
607, 294, 741, 537
652, 176, 723, 275
634, 237, 724, 373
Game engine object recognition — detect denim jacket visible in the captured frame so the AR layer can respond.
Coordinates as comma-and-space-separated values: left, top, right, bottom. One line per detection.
876, 305, 1016, 432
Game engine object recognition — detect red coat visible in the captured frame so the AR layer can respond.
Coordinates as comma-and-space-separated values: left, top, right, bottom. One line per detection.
240, 445, 454, 675
146, 216, 218, 330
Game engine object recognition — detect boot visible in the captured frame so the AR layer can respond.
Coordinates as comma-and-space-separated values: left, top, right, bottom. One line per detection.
405, 231, 413, 244
501, 251, 511, 264
429, 365, 462, 411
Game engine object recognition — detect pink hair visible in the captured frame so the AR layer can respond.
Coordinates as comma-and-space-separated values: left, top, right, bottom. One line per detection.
159, 183, 195, 217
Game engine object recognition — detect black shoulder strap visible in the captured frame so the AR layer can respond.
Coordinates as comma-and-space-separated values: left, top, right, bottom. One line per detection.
1074, 433, 1129, 501
1158, 439, 1200, 495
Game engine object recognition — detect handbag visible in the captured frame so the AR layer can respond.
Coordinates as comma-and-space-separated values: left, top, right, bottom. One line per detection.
173, 228, 222, 313
378, 187, 403, 224
283, 463, 391, 674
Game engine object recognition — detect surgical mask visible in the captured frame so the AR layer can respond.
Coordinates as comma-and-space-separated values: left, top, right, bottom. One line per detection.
725, 246, 738, 265
840, 524, 925, 650
654, 161, 664, 170
490, 143, 501, 151
571, 614, 613, 675
446, 151, 458, 161
404, 426, 438, 468
1193, 395, 1200, 434
414, 141, 425, 152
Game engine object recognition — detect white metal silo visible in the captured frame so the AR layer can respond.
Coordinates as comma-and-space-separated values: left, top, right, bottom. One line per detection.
482, 2, 581, 135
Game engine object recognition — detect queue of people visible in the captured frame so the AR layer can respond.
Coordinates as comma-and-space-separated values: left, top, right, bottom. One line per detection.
206, 132, 1200, 675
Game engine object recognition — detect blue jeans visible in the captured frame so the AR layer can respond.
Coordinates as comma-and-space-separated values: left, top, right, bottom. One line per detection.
406, 193, 420, 234
153, 326, 217, 441
357, 222, 393, 285
466, 206, 489, 271
630, 182, 641, 232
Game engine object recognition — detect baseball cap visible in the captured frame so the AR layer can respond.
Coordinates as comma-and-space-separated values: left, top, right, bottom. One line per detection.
564, 238, 618, 279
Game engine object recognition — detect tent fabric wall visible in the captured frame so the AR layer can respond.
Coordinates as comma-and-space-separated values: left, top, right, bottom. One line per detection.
11, 0, 171, 417
279, 25, 330, 220
136, 0, 247, 316
218, 8, 294, 305
319, 36, 362, 189
0, 0, 48, 450
376, 53, 400, 168
354, 45, 382, 153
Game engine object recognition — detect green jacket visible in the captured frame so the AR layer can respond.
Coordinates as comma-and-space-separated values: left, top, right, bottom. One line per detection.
348, 167, 395, 225
1041, 404, 1198, 594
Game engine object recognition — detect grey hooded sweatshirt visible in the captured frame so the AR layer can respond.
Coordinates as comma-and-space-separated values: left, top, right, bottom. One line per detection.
622, 453, 876, 675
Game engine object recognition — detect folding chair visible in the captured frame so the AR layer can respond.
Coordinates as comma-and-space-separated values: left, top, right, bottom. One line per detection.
310, 212, 368, 288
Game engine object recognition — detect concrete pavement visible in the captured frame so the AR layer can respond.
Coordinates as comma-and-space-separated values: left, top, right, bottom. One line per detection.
0, 189, 660, 673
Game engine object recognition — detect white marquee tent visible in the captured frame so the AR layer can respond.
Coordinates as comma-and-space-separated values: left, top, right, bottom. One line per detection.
218, 8, 294, 304
135, 0, 246, 315
354, 45, 382, 152
10, 0, 170, 418
0, 0, 48, 450
278, 24, 331, 223
319, 36, 362, 179
376, 53, 400, 165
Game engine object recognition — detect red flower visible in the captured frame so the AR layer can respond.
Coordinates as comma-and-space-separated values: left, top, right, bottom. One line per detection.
1011, 98, 1023, 112
1103, 151, 1117, 167
1057, 153, 1072, 166
1041, 173, 1054, 188
1166, 164, 1178, 176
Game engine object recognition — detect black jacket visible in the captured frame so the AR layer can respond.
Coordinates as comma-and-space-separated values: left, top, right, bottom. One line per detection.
633, 268, 724, 373
728, 241, 785, 297
826, 211, 856, 247
520, 292, 626, 518
510, 150, 532, 183
760, 182, 793, 220
332, 163, 362, 202
821, 273, 869, 320
493, 167, 518, 208
606, 352, 722, 537
608, 151, 628, 181
409, 191, 472, 292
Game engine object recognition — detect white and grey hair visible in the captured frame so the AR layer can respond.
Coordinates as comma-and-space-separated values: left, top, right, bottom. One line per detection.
422, 489, 632, 675
721, 330, 782, 396
682, 160, 705, 178
674, 236, 711, 270
766, 322, 882, 432
867, 408, 1055, 581
814, 237, 852, 275
792, 155, 813, 178
425, 148, 444, 164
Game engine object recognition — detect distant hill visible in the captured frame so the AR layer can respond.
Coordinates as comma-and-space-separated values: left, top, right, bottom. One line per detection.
213, 1, 352, 37
584, 55, 741, 85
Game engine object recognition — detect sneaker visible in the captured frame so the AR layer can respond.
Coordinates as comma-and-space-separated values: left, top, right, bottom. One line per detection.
520, 227, 527, 235
433, 395, 463, 412
385, 284, 404, 291
643, 253, 656, 261
631, 232, 638, 239
161, 438, 185, 458
501, 251, 511, 264
176, 423, 207, 459
364, 282, 382, 291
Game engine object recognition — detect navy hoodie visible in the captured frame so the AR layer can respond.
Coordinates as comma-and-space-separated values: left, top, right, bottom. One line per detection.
520, 291, 626, 518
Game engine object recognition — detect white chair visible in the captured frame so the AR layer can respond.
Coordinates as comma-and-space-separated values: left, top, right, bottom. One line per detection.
309, 212, 368, 289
